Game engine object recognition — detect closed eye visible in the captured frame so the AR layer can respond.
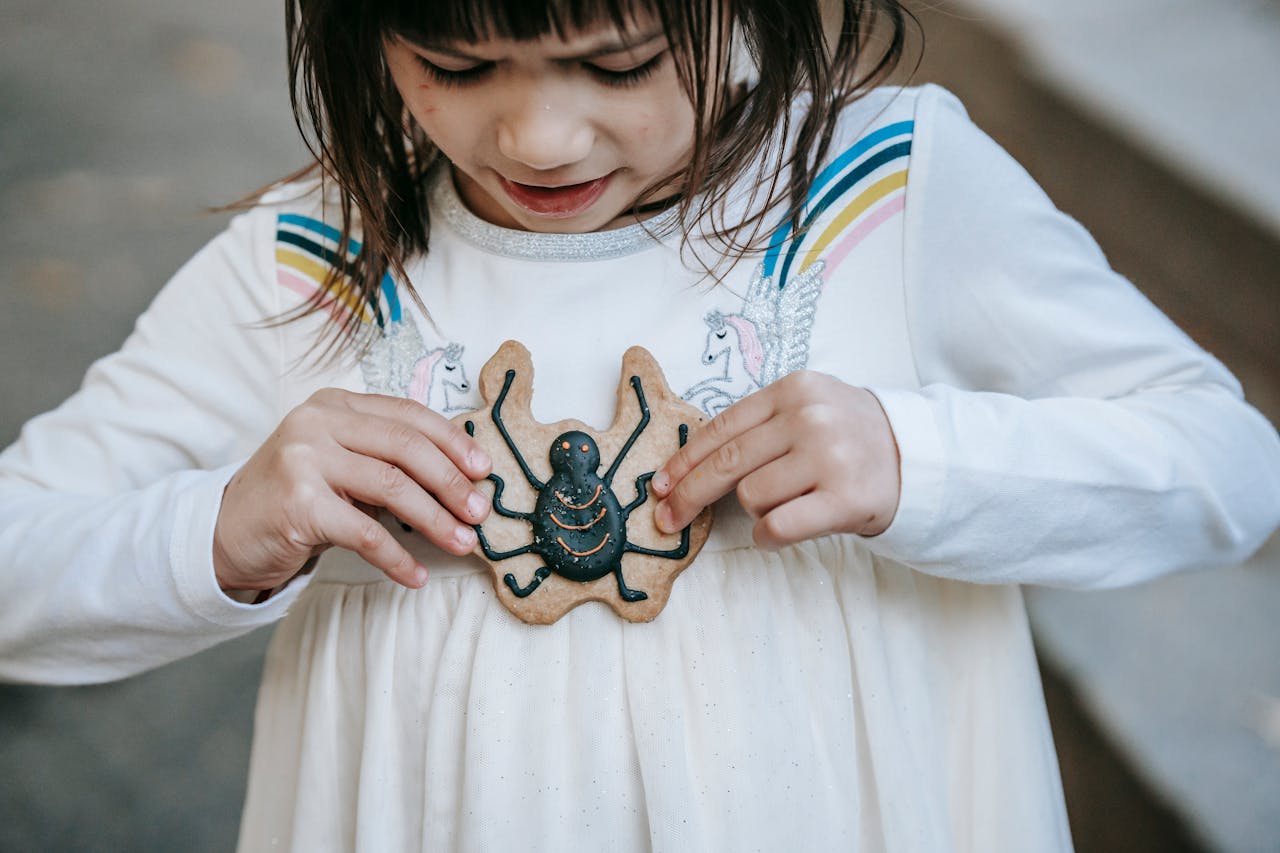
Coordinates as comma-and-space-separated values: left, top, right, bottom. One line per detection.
585, 50, 669, 88
414, 55, 494, 86
414, 51, 669, 89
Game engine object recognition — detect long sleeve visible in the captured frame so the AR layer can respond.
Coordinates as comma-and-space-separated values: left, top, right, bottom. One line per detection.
864, 86, 1280, 588
0, 205, 309, 684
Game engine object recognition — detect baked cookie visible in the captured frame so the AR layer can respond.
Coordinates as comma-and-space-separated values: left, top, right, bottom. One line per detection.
453, 341, 713, 624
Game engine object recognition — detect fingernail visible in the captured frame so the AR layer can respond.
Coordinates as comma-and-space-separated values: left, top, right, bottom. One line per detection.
654, 502, 674, 533
652, 471, 670, 495
466, 491, 489, 520
414, 566, 429, 587
469, 449, 490, 471
455, 526, 477, 549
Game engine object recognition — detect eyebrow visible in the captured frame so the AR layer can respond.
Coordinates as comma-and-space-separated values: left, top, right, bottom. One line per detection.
401, 30, 667, 62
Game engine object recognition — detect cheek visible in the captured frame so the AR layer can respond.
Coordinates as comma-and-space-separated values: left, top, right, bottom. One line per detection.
410, 93, 479, 156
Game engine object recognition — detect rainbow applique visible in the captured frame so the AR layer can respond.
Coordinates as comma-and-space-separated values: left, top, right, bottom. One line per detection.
764, 119, 913, 290
275, 213, 402, 328
684, 120, 913, 416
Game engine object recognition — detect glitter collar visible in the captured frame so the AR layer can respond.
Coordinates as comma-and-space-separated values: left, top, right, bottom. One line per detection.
430, 166, 682, 262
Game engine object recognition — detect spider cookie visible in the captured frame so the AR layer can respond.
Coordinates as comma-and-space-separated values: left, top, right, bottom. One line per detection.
453, 341, 713, 624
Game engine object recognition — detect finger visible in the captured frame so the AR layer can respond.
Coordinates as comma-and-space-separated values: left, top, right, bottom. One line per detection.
335, 451, 478, 557
330, 411, 490, 526
334, 391, 492, 479
314, 492, 429, 587
734, 452, 820, 520
752, 490, 849, 550
651, 388, 778, 498
654, 419, 792, 533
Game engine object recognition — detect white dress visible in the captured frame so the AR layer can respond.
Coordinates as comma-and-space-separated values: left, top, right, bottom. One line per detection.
2, 85, 1278, 852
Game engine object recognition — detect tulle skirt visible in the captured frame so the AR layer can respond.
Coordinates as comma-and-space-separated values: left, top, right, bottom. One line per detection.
237, 530, 1072, 852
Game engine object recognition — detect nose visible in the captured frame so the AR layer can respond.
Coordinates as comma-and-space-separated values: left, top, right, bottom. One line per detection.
496, 100, 595, 172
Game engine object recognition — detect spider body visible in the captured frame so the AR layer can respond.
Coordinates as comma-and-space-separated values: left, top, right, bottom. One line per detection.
528, 431, 627, 583
465, 368, 692, 604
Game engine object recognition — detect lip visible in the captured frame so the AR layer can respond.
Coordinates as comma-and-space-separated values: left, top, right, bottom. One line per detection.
498, 174, 613, 218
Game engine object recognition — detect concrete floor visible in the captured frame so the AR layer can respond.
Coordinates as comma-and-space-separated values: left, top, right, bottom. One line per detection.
1, 2, 1275, 851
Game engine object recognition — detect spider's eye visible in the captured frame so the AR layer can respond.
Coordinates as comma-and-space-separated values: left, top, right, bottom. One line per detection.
561, 441, 570, 450
581, 444, 590, 453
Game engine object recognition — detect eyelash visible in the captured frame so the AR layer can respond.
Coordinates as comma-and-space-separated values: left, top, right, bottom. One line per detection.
413, 51, 667, 89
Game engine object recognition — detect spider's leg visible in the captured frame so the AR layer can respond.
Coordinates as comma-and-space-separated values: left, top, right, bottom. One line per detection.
621, 423, 689, 520
483, 372, 545, 491
612, 566, 649, 602
473, 523, 536, 562
504, 566, 553, 598
603, 375, 650, 486
621, 471, 655, 520
485, 472, 531, 520
623, 524, 690, 561
627, 419, 690, 556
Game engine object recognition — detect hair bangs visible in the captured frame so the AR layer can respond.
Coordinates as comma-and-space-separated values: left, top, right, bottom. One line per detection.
378, 0, 668, 46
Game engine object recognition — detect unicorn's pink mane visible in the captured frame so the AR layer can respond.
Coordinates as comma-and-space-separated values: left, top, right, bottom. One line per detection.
409, 349, 443, 403
726, 314, 764, 380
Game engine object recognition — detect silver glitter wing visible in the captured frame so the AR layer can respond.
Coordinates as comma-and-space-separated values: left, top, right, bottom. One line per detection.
742, 260, 827, 386
359, 314, 426, 397
771, 260, 826, 381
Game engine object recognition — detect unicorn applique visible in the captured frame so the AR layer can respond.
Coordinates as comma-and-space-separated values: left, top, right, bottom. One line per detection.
682, 118, 914, 416
684, 260, 825, 417
360, 314, 479, 415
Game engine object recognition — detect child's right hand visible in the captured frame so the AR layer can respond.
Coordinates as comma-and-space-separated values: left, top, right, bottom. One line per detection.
212, 389, 492, 593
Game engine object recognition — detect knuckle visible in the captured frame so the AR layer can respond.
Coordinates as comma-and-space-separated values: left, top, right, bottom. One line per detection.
437, 418, 466, 447
439, 467, 470, 498
795, 402, 836, 434
378, 463, 406, 496
282, 403, 319, 435
824, 442, 857, 472
307, 387, 342, 408
393, 395, 427, 421
781, 370, 822, 402
710, 440, 743, 477
704, 410, 733, 442
276, 441, 317, 478
385, 422, 420, 454
355, 517, 387, 553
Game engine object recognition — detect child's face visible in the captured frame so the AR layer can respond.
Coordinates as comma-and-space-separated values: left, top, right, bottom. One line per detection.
385, 15, 697, 233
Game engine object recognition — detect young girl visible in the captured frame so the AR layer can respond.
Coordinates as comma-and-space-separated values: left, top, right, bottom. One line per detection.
2, 0, 1278, 850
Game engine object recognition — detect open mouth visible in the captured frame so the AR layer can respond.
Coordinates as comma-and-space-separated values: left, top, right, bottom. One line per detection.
499, 174, 613, 218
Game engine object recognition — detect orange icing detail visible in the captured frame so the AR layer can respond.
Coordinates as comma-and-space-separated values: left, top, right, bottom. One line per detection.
556, 485, 602, 510
557, 533, 610, 558
561, 441, 570, 450
551, 507, 607, 531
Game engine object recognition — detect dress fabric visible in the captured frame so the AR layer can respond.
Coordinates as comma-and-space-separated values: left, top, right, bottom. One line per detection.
2, 84, 1278, 852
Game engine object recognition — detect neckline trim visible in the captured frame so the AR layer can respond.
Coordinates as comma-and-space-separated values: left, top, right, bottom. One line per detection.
430, 166, 682, 262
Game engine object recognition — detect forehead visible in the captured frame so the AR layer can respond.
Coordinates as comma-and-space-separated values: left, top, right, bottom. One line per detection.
380, 0, 667, 46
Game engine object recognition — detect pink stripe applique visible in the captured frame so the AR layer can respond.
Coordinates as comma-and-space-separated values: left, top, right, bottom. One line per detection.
277, 269, 351, 323
821, 194, 906, 281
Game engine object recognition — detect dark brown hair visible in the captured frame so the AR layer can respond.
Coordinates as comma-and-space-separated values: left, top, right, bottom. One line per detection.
252, 0, 914, 362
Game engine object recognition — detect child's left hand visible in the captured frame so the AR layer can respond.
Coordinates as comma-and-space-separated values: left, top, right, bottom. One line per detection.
650, 372, 902, 549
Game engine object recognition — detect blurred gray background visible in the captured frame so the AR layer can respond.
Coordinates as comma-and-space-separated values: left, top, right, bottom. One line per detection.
1, 1, 1278, 850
